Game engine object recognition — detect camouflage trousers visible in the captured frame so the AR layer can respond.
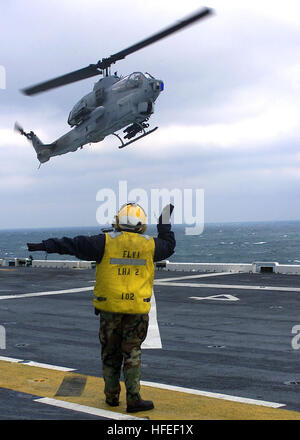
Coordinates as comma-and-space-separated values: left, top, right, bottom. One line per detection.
99, 311, 149, 403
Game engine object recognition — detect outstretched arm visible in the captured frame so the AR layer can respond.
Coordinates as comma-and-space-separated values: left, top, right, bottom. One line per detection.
27, 233, 106, 263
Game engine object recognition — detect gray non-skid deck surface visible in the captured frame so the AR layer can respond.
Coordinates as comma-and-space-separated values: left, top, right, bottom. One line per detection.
0, 267, 300, 418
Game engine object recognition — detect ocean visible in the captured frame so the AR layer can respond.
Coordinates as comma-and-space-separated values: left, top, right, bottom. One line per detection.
1, 220, 300, 265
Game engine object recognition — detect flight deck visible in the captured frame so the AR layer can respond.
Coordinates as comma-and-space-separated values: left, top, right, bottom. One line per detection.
0, 264, 300, 421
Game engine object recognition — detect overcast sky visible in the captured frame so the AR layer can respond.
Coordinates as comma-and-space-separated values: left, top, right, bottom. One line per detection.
1, 0, 300, 229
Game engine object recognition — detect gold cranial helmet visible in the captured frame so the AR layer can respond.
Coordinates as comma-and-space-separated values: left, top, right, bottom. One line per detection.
113, 202, 147, 234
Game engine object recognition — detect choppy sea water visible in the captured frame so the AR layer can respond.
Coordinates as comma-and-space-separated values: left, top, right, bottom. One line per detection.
0, 221, 300, 264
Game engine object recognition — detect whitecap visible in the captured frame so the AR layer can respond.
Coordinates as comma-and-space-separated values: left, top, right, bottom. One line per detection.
253, 241, 267, 245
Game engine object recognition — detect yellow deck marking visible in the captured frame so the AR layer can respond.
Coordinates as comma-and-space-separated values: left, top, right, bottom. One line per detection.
1, 359, 300, 420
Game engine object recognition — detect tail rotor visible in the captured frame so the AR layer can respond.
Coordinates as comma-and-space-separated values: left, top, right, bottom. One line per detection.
14, 121, 34, 140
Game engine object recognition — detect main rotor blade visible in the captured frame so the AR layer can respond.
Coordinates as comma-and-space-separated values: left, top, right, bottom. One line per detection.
21, 7, 214, 96
101, 7, 214, 68
21, 64, 101, 96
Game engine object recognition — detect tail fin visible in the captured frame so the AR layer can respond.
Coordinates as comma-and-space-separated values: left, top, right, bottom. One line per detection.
14, 122, 54, 164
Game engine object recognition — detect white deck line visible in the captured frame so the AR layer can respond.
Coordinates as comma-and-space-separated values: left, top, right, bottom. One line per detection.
155, 280, 300, 293
142, 291, 162, 349
0, 356, 76, 371
140, 380, 285, 408
0, 286, 94, 300
34, 397, 147, 420
155, 272, 234, 282
20, 360, 76, 371
0, 355, 23, 363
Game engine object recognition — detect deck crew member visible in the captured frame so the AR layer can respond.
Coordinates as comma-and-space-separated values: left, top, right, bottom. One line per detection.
27, 203, 175, 413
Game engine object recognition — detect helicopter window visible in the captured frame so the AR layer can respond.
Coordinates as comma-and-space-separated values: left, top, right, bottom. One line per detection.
112, 73, 144, 92
144, 72, 154, 79
128, 72, 143, 87
111, 76, 129, 92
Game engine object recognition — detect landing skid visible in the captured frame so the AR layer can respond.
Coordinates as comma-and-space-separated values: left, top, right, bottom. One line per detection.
113, 126, 158, 149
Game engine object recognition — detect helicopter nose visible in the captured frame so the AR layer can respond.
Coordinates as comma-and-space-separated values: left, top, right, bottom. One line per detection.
151, 79, 164, 92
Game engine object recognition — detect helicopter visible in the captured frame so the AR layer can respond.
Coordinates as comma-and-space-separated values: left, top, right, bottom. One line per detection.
15, 7, 214, 165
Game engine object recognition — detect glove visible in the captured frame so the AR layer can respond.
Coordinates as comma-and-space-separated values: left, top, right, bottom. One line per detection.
27, 242, 45, 252
158, 204, 174, 225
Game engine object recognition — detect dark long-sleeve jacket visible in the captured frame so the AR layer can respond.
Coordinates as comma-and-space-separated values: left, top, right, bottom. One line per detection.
42, 223, 175, 263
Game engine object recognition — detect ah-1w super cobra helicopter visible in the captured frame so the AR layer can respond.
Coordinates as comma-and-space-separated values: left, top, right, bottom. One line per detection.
15, 7, 213, 165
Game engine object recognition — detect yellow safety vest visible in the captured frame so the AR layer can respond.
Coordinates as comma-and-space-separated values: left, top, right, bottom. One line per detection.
93, 231, 155, 314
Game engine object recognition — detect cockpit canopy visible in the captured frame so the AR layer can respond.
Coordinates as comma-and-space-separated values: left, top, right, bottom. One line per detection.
111, 72, 145, 92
